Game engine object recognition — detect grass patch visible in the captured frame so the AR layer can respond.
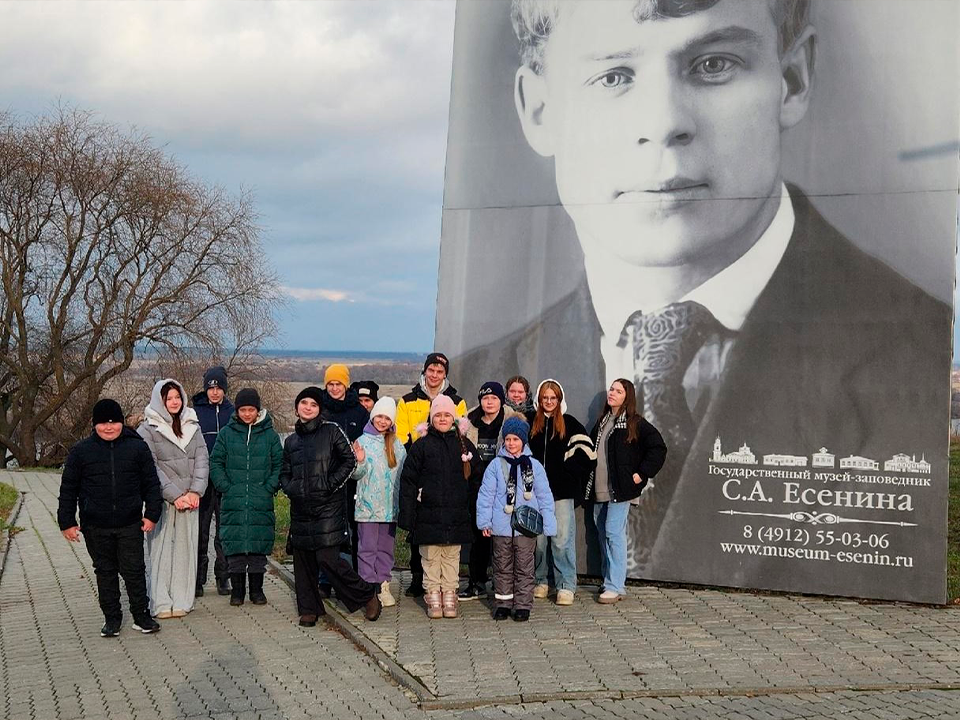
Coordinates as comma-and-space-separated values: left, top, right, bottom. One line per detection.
395, 528, 411, 568
272, 493, 291, 561
949, 441, 960, 602
0, 482, 22, 536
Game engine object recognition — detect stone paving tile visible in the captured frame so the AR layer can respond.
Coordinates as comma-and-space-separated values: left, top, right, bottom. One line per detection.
0, 471, 426, 720
431, 691, 960, 720
324, 560, 960, 703
4, 469, 960, 720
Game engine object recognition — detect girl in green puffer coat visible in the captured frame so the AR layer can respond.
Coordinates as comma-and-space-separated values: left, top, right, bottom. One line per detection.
209, 388, 283, 607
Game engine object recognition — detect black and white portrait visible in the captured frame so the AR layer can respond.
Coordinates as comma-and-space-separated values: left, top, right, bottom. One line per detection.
437, 0, 958, 603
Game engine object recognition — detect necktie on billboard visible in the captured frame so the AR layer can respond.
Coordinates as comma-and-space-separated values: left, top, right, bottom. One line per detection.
621, 300, 720, 450
618, 300, 722, 570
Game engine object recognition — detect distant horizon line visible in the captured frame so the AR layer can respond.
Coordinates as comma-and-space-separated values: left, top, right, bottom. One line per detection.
134, 346, 430, 360
259, 348, 428, 359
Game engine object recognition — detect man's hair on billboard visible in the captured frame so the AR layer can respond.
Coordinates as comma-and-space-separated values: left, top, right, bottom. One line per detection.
511, 0, 811, 74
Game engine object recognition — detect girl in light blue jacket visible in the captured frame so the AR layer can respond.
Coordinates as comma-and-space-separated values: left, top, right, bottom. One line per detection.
352, 397, 406, 607
476, 417, 555, 621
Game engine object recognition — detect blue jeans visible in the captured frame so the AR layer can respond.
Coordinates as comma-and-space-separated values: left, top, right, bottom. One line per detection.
535, 499, 578, 591
592, 501, 630, 595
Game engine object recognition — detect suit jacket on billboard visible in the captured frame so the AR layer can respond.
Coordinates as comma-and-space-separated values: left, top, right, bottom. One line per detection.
453, 189, 952, 602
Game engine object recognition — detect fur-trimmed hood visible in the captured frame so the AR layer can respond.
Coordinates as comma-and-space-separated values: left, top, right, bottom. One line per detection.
462, 404, 523, 449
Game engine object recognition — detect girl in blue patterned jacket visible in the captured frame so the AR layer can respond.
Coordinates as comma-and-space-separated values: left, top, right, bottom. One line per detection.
351, 397, 406, 607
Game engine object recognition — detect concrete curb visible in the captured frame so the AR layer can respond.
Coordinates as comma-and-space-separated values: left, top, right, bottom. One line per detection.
0, 490, 24, 584
267, 556, 438, 707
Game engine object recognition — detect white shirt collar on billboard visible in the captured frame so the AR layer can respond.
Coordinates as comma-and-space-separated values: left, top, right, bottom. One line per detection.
584, 182, 795, 341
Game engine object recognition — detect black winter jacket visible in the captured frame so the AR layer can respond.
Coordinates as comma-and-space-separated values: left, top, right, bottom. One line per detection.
58, 427, 163, 530
526, 412, 597, 502
587, 414, 667, 504
280, 417, 357, 550
398, 426, 481, 546
320, 388, 368, 442
192, 390, 235, 454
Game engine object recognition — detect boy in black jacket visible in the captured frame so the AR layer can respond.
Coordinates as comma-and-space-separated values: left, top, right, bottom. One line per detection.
58, 399, 164, 637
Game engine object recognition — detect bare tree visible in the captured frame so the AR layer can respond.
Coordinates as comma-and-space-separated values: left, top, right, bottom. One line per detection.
0, 107, 283, 467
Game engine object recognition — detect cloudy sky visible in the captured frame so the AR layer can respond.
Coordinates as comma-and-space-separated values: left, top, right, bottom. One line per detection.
3, 1, 958, 357
0, 0, 457, 353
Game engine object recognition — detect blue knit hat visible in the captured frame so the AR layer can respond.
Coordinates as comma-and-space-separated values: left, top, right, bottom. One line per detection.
501, 416, 529, 445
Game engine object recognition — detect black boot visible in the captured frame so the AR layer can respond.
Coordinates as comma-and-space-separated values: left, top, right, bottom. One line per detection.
216, 576, 231, 596
405, 573, 425, 598
229, 573, 245, 606
248, 573, 267, 605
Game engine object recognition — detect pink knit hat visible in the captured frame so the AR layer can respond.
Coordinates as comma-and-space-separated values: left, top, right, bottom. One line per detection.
429, 394, 457, 419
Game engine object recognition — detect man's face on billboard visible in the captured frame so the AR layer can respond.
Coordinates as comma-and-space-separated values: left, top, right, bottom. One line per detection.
515, 0, 813, 269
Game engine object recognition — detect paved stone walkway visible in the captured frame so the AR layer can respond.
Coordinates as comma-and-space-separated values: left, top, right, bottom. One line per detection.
321, 566, 960, 706
3, 469, 960, 719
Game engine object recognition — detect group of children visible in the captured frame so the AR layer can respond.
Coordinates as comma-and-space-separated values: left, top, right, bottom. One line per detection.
58, 373, 387, 636
60, 352, 653, 637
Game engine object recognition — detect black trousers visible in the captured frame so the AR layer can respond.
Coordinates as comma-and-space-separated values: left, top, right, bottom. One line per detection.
292, 546, 376, 617
198, 484, 227, 584
83, 522, 149, 622
226, 553, 268, 574
409, 540, 423, 583
468, 527, 491, 584
346, 479, 359, 571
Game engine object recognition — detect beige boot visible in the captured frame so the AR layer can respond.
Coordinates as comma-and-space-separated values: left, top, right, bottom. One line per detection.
379, 580, 396, 607
442, 590, 459, 619
425, 590, 443, 619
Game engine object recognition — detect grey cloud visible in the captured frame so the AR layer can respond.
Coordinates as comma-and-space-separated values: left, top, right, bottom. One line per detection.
0, 0, 455, 351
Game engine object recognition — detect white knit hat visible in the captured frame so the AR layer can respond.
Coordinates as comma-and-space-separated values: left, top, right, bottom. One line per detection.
369, 396, 397, 424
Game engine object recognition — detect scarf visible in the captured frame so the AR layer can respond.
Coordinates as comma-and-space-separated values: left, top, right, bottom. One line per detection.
503, 454, 534, 513
506, 397, 534, 415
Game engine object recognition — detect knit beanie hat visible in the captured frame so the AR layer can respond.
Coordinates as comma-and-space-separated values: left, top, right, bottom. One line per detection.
501, 416, 530, 445
295, 386, 324, 408
92, 398, 125, 426
203, 365, 228, 392
478, 381, 505, 404
369, 396, 397, 424
429, 394, 457, 419
352, 380, 380, 402
234, 387, 261, 411
323, 364, 350, 387
423, 352, 449, 375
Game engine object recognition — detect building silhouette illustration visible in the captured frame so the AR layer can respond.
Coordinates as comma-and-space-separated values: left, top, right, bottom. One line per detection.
883, 453, 931, 474
711, 437, 757, 465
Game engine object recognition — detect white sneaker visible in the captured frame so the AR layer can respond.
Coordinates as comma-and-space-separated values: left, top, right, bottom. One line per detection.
556, 589, 575, 606
597, 590, 622, 604
533, 584, 549, 599
379, 580, 396, 607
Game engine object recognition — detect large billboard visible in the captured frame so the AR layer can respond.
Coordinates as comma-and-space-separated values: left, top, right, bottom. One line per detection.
436, 0, 959, 603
